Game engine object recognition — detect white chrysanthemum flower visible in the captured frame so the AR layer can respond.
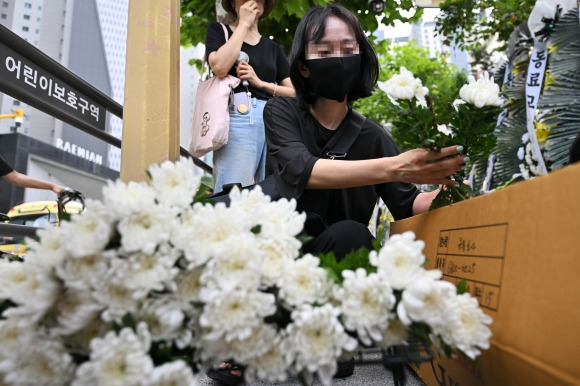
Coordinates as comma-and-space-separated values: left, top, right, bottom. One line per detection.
148, 157, 201, 210
93, 277, 142, 323
226, 323, 280, 365
102, 179, 157, 218
336, 268, 396, 346
370, 231, 426, 290
109, 243, 179, 294
117, 204, 175, 255
70, 324, 148, 384
378, 67, 429, 107
284, 304, 358, 385
0, 259, 27, 301
55, 251, 110, 290
228, 185, 272, 216
397, 276, 457, 328
24, 225, 68, 267
0, 319, 35, 359
436, 293, 492, 360
144, 360, 197, 386
62, 318, 112, 357
2, 262, 60, 324
437, 124, 455, 137
199, 288, 276, 343
50, 288, 102, 336
73, 323, 153, 386
135, 298, 185, 343
59, 200, 115, 258
244, 329, 289, 383
171, 203, 252, 267
255, 238, 299, 287
452, 98, 466, 110
459, 72, 503, 108
278, 254, 333, 308
0, 337, 76, 386
251, 197, 305, 239
375, 318, 409, 348
172, 265, 204, 306
200, 234, 264, 291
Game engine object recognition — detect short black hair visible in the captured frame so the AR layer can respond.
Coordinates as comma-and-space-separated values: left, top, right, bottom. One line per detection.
570, 133, 580, 164
289, 3, 379, 106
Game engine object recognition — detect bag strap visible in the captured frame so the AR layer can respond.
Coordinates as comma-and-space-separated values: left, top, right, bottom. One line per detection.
201, 23, 229, 80
319, 109, 366, 160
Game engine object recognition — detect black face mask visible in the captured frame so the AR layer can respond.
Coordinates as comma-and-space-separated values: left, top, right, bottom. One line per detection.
303, 55, 361, 102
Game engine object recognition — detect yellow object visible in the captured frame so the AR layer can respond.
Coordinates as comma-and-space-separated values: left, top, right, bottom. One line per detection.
535, 120, 551, 143
120, 0, 180, 182
0, 108, 23, 120
0, 201, 84, 257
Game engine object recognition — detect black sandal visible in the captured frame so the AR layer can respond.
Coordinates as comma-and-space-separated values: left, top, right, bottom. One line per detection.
206, 362, 245, 386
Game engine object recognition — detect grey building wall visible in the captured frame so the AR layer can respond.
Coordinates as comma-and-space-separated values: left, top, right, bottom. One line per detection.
61, 0, 110, 164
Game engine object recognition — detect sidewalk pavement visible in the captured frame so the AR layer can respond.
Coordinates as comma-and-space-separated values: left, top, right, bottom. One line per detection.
194, 352, 428, 386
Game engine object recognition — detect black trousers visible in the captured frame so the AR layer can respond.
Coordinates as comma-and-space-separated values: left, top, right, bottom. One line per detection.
302, 219, 374, 261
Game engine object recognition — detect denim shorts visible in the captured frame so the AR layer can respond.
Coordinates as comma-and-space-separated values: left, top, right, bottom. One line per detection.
213, 97, 267, 193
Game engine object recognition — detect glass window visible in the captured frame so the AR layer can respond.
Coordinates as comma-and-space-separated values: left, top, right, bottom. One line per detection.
1, 14, 6, 19
2, 2, 8, 8
22, 26, 29, 32
24, 3, 32, 8
23, 14, 30, 20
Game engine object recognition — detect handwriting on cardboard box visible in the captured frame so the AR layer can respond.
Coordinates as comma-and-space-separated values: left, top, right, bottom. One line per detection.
435, 224, 507, 311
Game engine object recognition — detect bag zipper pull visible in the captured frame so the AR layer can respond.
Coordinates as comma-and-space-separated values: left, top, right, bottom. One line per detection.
246, 88, 253, 125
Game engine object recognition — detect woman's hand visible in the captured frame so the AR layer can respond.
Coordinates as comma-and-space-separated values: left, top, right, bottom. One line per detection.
392, 146, 466, 186
238, 0, 260, 28
236, 61, 260, 88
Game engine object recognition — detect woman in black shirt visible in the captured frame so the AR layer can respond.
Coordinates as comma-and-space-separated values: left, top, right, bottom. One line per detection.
264, 4, 466, 258
205, 0, 294, 193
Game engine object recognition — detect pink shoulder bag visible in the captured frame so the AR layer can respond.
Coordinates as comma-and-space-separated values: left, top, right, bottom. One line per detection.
189, 23, 240, 158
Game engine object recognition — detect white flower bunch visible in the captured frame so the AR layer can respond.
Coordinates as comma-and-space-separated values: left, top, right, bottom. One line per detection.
371, 232, 493, 360
458, 71, 504, 108
0, 159, 493, 385
378, 66, 429, 107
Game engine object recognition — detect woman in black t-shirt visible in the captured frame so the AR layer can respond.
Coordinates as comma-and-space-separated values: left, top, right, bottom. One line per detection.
204, 0, 294, 193
265, 4, 467, 260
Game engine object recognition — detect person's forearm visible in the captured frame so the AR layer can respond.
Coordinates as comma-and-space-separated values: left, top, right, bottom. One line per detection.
307, 147, 466, 190
4, 171, 63, 194
412, 190, 438, 215
307, 158, 394, 189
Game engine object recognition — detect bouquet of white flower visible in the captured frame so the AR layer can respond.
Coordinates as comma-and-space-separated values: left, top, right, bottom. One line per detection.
378, 67, 504, 209
0, 158, 492, 385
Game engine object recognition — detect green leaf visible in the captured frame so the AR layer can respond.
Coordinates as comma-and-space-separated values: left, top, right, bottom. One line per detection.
456, 278, 467, 294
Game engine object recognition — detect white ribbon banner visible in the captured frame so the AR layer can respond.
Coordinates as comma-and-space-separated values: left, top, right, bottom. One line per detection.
524, 39, 549, 175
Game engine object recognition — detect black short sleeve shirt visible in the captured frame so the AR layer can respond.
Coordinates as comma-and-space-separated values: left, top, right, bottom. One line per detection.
264, 97, 420, 223
204, 22, 290, 100
0, 155, 13, 177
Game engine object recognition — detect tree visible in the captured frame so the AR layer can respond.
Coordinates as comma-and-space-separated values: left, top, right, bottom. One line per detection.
180, 0, 424, 55
434, 0, 536, 52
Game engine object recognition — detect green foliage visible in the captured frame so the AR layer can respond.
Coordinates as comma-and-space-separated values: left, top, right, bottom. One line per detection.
180, 0, 423, 56
435, 0, 536, 52
317, 246, 377, 285
354, 41, 467, 150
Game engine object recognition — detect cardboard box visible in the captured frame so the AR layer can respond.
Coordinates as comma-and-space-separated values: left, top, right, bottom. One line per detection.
390, 162, 580, 386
